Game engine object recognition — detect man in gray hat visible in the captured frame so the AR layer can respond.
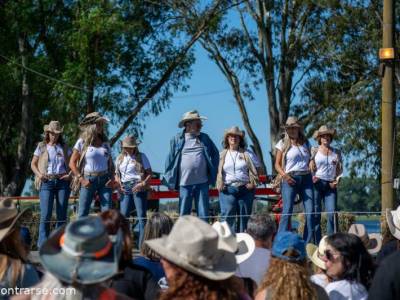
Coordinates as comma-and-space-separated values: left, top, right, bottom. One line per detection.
163, 110, 219, 221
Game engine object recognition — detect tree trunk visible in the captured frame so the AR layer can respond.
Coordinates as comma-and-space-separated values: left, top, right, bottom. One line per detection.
3, 34, 33, 196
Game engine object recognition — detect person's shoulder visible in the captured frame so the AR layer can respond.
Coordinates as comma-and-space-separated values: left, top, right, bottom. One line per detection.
275, 139, 284, 150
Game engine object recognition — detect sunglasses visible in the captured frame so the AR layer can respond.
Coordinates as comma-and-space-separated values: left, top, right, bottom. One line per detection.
324, 249, 341, 262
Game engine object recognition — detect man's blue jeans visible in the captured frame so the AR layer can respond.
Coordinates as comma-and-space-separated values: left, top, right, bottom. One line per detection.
279, 173, 314, 243
120, 181, 147, 247
219, 185, 255, 233
78, 173, 112, 217
179, 182, 209, 221
38, 178, 70, 248
314, 179, 337, 243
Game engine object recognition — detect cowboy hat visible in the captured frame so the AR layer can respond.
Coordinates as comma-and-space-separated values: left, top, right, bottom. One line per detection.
121, 135, 139, 148
178, 110, 207, 128
282, 116, 302, 129
79, 112, 109, 127
0, 198, 29, 242
386, 206, 400, 240
43, 121, 63, 134
313, 125, 336, 140
39, 216, 122, 285
306, 236, 328, 270
223, 126, 245, 140
145, 215, 237, 280
272, 231, 306, 262
212, 221, 255, 264
348, 224, 382, 255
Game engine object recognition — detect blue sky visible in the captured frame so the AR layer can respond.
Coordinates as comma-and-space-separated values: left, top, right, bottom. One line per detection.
134, 44, 273, 174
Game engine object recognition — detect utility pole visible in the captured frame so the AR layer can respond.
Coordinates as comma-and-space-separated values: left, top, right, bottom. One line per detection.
381, 0, 396, 211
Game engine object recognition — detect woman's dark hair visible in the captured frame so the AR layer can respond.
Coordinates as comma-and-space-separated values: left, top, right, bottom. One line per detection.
327, 233, 375, 289
44, 132, 65, 146
141, 212, 174, 260
99, 209, 132, 268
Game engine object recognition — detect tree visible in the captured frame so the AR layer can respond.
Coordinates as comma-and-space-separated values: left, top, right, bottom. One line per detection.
0, 0, 225, 196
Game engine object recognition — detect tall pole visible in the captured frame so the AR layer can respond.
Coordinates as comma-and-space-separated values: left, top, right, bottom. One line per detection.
381, 0, 396, 211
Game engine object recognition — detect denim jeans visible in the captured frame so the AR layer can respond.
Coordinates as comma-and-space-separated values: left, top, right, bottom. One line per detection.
38, 178, 70, 248
179, 182, 209, 221
219, 185, 255, 233
314, 179, 337, 243
279, 173, 314, 243
78, 173, 112, 217
120, 181, 147, 247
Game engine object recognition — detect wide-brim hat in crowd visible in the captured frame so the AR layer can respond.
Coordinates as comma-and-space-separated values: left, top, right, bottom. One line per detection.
212, 221, 255, 264
121, 135, 139, 148
313, 125, 336, 140
79, 112, 109, 127
282, 116, 302, 129
178, 110, 207, 128
306, 236, 328, 270
0, 198, 29, 242
40, 216, 121, 285
43, 121, 63, 134
386, 206, 400, 240
223, 126, 245, 140
348, 224, 382, 255
145, 215, 237, 280
272, 231, 306, 262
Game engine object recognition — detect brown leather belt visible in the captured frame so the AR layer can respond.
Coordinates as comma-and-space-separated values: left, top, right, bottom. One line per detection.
46, 173, 67, 180
83, 170, 109, 177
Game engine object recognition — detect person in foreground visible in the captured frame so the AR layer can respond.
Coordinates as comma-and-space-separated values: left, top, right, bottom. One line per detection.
322, 233, 375, 300
145, 215, 245, 300
255, 231, 328, 300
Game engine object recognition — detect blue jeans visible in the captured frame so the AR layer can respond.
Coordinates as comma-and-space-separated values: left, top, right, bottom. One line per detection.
179, 182, 209, 221
120, 181, 147, 247
38, 178, 70, 248
314, 179, 337, 243
279, 173, 314, 243
78, 174, 112, 217
219, 185, 255, 233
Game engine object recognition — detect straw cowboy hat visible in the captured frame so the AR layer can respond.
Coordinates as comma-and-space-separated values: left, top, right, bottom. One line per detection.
40, 216, 122, 284
386, 206, 400, 240
281, 116, 302, 129
43, 121, 63, 134
306, 236, 328, 270
121, 135, 139, 148
79, 112, 109, 127
145, 215, 237, 280
212, 221, 255, 264
0, 198, 29, 242
348, 224, 382, 255
178, 110, 207, 128
313, 125, 336, 140
223, 126, 245, 140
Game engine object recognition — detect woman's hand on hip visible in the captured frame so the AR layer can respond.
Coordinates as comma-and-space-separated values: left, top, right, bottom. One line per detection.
80, 177, 91, 188
60, 174, 71, 181
283, 174, 296, 185
245, 183, 255, 190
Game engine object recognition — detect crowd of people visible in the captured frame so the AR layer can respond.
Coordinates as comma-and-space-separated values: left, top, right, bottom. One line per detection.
1, 197, 400, 299
30, 109, 344, 246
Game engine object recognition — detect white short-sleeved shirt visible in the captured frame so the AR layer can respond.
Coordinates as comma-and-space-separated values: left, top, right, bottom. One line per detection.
116, 153, 151, 183
275, 139, 310, 173
222, 150, 250, 184
246, 148, 261, 168
33, 144, 71, 175
314, 150, 340, 182
73, 138, 111, 173
325, 280, 367, 300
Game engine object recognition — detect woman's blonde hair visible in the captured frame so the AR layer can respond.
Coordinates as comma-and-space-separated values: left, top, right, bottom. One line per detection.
0, 227, 28, 286
80, 123, 108, 146
257, 251, 317, 300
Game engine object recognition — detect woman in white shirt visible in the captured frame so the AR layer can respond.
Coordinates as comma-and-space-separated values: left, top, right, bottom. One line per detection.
322, 233, 375, 300
216, 126, 258, 232
31, 121, 71, 247
310, 125, 343, 243
274, 116, 314, 243
69, 112, 115, 217
115, 135, 152, 247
